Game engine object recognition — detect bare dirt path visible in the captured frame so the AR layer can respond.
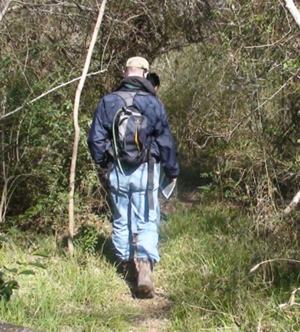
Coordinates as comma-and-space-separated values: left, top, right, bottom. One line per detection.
127, 288, 171, 332
0, 322, 34, 332
116, 247, 173, 331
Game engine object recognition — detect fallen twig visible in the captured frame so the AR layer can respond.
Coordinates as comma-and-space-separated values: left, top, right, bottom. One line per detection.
283, 190, 300, 215
279, 288, 300, 309
250, 258, 300, 273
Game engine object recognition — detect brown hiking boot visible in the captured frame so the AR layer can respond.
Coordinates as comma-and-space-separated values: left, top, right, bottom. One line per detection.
136, 259, 155, 298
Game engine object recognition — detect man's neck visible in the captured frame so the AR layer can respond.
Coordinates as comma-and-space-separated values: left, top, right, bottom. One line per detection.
126, 74, 143, 78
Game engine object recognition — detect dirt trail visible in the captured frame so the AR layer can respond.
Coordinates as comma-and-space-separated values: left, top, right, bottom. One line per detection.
0, 322, 34, 332
116, 243, 173, 331
124, 287, 172, 332
117, 197, 197, 332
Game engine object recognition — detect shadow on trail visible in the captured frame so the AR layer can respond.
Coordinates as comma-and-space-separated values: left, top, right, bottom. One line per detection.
168, 158, 215, 212
95, 233, 116, 266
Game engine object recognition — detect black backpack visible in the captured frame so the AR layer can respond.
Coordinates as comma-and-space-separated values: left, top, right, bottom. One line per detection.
112, 91, 150, 174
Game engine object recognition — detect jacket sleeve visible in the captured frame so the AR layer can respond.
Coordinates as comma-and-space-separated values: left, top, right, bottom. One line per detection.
155, 102, 179, 178
87, 99, 110, 167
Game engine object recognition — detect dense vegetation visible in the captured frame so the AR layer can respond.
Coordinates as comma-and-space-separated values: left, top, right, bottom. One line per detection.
1, 0, 300, 330
1, 1, 299, 226
0, 0, 212, 226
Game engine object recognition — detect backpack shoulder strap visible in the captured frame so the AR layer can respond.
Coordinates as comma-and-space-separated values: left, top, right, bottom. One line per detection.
113, 91, 136, 107
113, 90, 151, 107
136, 91, 150, 96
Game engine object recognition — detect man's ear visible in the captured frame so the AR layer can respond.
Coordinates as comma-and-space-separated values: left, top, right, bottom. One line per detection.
144, 70, 149, 78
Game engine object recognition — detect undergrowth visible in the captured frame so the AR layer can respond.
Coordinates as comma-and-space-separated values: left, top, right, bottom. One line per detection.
1, 205, 300, 331
160, 205, 300, 331
0, 231, 138, 331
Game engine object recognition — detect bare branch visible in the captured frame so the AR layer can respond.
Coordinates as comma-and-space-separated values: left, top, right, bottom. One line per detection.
279, 288, 300, 309
244, 32, 293, 49
250, 258, 300, 273
285, 0, 300, 28
283, 190, 300, 214
0, 69, 106, 122
0, 0, 12, 22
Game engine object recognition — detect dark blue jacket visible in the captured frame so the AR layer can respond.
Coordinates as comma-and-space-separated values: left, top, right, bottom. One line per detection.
88, 76, 179, 178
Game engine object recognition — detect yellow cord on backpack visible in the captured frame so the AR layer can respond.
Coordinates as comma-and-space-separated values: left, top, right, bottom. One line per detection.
134, 129, 141, 152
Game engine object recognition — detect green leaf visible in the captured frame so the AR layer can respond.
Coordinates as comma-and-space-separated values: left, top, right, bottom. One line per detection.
33, 252, 50, 258
3, 267, 18, 273
0, 235, 7, 243
18, 270, 35, 275
198, 185, 212, 192
28, 261, 46, 269
16, 261, 26, 266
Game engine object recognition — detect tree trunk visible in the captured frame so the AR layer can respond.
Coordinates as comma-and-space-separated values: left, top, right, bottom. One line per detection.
68, 0, 107, 255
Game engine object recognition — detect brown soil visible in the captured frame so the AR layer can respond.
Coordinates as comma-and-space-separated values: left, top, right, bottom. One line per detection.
126, 287, 172, 332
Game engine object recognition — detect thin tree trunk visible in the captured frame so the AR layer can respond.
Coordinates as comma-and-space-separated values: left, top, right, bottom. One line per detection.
0, 99, 7, 223
0, 0, 11, 22
285, 0, 300, 28
68, 0, 107, 255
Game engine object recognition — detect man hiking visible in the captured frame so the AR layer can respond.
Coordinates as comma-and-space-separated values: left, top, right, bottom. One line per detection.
88, 56, 179, 298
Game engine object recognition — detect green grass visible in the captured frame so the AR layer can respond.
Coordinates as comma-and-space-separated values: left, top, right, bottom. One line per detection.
159, 205, 300, 331
0, 232, 139, 331
1, 205, 300, 331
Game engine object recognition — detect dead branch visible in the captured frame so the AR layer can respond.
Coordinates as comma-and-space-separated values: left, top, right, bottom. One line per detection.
0, 0, 12, 22
250, 258, 300, 273
68, 0, 107, 255
279, 288, 300, 309
284, 190, 300, 215
285, 0, 300, 28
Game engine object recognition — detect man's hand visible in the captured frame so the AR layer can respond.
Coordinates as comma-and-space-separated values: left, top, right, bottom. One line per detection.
96, 165, 106, 178
96, 165, 109, 191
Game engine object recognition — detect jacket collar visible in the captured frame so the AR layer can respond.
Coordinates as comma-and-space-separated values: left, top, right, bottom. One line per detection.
117, 76, 156, 96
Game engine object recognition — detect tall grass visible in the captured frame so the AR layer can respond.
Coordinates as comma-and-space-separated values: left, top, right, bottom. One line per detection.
159, 206, 300, 331
1, 205, 300, 331
0, 232, 139, 331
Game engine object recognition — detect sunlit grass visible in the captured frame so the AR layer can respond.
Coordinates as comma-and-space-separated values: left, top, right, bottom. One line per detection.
159, 206, 300, 331
1, 205, 300, 331
0, 235, 138, 331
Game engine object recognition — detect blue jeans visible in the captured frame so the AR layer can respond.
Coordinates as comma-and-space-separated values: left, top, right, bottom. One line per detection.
108, 162, 160, 263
